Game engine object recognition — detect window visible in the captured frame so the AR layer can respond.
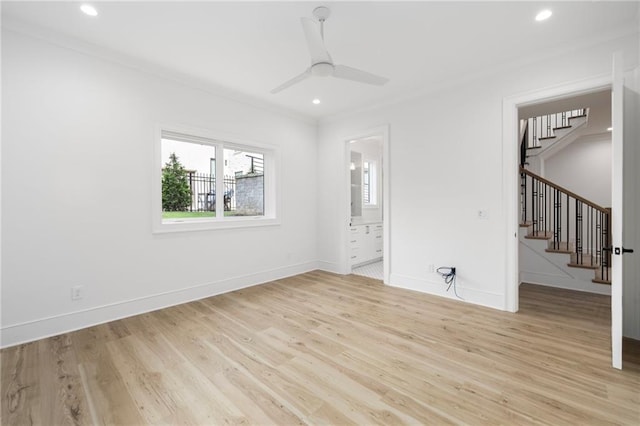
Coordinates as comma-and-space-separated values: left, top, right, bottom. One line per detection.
363, 160, 377, 206
154, 128, 278, 232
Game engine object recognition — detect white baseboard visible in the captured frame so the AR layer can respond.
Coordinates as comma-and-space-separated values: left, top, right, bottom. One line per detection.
520, 271, 611, 295
0, 261, 318, 349
316, 260, 347, 275
389, 273, 505, 311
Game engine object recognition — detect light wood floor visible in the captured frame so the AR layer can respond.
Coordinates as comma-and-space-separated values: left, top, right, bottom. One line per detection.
2, 271, 639, 425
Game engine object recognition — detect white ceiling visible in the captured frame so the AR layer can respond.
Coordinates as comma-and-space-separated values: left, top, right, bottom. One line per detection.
3, 1, 639, 120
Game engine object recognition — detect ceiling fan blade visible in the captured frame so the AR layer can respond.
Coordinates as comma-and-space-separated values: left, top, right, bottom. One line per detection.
301, 17, 332, 64
270, 69, 312, 94
333, 64, 389, 86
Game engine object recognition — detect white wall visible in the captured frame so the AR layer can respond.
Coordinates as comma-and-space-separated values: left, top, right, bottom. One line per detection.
317, 33, 639, 310
1, 30, 318, 347
544, 135, 612, 207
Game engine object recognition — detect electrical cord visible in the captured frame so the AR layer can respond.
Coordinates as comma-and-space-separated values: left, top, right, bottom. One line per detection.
436, 266, 463, 300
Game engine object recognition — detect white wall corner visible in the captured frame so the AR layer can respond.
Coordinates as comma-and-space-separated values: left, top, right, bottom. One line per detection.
316, 260, 349, 275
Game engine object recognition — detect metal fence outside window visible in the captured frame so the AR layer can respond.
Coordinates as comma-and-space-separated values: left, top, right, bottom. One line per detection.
186, 172, 236, 212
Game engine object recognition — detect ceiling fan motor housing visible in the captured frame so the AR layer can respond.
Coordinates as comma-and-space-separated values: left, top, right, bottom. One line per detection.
311, 62, 334, 77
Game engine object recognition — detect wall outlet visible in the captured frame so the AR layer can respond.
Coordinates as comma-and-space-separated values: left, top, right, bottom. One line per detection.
71, 285, 84, 301
428, 264, 435, 273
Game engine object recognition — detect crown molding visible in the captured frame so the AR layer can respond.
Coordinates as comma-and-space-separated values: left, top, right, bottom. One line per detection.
2, 17, 318, 126
320, 23, 639, 125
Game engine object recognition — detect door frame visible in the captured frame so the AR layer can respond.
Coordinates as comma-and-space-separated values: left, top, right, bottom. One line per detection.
502, 74, 612, 313
344, 125, 390, 284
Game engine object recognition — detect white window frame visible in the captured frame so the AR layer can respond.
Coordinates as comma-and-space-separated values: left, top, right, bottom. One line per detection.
152, 124, 280, 233
363, 159, 378, 208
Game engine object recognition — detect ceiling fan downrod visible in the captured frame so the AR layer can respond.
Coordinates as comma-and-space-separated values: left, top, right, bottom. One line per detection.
313, 6, 331, 40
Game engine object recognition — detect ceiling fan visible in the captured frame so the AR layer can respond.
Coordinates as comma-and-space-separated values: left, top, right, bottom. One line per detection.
271, 6, 389, 94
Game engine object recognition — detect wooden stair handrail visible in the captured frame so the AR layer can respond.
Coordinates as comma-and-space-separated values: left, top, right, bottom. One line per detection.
520, 167, 609, 214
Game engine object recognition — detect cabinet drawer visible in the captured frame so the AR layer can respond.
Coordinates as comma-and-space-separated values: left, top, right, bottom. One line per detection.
349, 246, 361, 263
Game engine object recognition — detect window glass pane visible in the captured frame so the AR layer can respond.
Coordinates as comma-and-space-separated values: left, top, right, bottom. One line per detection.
161, 138, 216, 221
363, 161, 377, 206
224, 148, 264, 216
363, 162, 370, 204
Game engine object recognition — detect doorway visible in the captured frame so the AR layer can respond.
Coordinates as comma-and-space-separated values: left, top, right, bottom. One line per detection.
503, 67, 636, 369
345, 126, 390, 283
517, 89, 613, 297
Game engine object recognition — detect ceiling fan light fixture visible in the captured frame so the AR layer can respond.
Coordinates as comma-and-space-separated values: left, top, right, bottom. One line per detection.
311, 62, 334, 77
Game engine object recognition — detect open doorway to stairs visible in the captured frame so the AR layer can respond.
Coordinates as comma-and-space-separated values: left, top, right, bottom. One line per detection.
518, 89, 613, 296
345, 126, 390, 283
512, 83, 616, 366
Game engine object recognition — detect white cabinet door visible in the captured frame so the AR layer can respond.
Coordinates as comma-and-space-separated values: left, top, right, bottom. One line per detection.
349, 226, 362, 266
350, 223, 383, 267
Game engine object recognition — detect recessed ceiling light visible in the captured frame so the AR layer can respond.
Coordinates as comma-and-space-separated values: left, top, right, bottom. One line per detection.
535, 9, 552, 21
80, 4, 98, 17
607, 127, 613, 131
312, 98, 321, 105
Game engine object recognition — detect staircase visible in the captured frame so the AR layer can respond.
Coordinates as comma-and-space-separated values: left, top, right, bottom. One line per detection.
519, 167, 611, 286
521, 109, 588, 173
525, 109, 587, 149
519, 107, 612, 286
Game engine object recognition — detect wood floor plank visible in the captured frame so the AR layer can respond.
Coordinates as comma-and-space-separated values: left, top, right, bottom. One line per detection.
2, 271, 639, 425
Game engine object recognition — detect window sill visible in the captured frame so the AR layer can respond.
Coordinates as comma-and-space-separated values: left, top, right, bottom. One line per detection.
153, 216, 280, 234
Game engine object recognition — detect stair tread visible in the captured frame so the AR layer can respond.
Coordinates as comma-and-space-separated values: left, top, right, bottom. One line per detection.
592, 278, 612, 285
538, 136, 556, 140
552, 125, 572, 130
545, 248, 573, 254
525, 231, 553, 240
568, 114, 587, 119
567, 262, 598, 270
